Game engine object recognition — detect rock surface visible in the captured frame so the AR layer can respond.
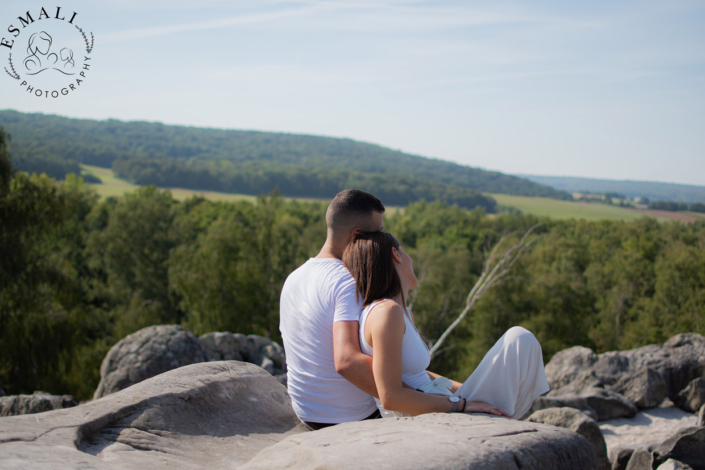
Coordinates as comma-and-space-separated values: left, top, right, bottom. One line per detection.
93, 325, 209, 399
650, 427, 705, 469
674, 378, 705, 413
0, 361, 598, 470
657, 459, 694, 470
0, 361, 305, 469
0, 392, 77, 417
610, 368, 668, 409
200, 331, 287, 379
526, 407, 610, 470
698, 406, 705, 427
545, 333, 705, 415
244, 413, 596, 470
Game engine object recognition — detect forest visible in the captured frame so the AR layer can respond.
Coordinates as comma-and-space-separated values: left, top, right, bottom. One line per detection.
0, 110, 571, 207
2, 126, 704, 401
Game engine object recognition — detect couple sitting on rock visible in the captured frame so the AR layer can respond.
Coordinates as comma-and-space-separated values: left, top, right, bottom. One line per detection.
279, 189, 550, 430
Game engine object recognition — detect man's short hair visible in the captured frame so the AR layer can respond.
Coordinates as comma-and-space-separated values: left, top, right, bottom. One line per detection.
326, 189, 385, 235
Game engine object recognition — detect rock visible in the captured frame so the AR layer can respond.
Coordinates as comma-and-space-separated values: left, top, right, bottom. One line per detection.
610, 446, 636, 470
199, 332, 287, 374
0, 392, 77, 416
657, 459, 694, 470
526, 407, 610, 470
532, 387, 637, 422
545, 346, 599, 389
545, 333, 705, 406
0, 361, 306, 469
674, 378, 705, 413
698, 405, 704, 427
93, 325, 209, 399
548, 370, 605, 396
199, 332, 246, 361
651, 427, 705, 469
244, 413, 596, 470
610, 368, 668, 410
525, 396, 598, 421
626, 448, 654, 470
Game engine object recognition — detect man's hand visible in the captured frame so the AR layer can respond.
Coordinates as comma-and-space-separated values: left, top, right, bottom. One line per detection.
333, 320, 379, 398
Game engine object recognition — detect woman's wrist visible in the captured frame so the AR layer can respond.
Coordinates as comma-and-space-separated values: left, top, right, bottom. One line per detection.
460, 399, 466, 412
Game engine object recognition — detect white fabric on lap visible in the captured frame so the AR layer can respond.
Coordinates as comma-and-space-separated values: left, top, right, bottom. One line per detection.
455, 326, 550, 419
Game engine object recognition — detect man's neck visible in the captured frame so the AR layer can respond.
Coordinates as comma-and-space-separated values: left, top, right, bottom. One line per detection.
315, 240, 343, 260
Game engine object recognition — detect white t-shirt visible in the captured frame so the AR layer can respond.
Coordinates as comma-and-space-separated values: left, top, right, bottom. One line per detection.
279, 258, 377, 423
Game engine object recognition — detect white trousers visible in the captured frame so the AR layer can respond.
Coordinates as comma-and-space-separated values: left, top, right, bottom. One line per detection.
378, 326, 549, 419
455, 326, 550, 419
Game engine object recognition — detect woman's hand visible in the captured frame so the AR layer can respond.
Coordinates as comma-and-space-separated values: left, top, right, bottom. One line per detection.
462, 400, 512, 418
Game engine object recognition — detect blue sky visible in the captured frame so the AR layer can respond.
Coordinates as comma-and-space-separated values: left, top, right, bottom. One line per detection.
1, 1, 704, 185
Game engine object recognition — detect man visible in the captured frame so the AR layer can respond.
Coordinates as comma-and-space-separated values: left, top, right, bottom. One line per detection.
279, 189, 384, 429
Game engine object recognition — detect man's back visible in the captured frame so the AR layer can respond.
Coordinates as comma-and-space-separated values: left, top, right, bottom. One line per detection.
280, 258, 377, 423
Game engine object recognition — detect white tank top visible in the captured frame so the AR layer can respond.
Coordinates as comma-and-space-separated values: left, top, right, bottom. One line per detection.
359, 299, 431, 390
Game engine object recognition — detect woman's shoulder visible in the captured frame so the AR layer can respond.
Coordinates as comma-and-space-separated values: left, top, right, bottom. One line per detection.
365, 300, 407, 327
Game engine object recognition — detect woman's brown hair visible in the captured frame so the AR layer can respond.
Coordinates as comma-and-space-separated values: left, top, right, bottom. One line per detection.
343, 231, 405, 308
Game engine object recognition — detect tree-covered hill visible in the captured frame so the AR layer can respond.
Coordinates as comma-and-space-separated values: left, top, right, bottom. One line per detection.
0, 110, 570, 210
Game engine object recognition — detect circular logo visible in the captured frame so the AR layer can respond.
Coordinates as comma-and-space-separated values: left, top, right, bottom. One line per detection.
2, 7, 95, 98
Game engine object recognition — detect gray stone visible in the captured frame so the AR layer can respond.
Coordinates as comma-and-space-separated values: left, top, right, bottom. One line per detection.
657, 459, 694, 470
545, 333, 705, 406
524, 396, 598, 421
526, 407, 610, 470
199, 332, 246, 361
244, 413, 596, 470
0, 361, 305, 469
0, 392, 77, 416
582, 389, 638, 421
93, 325, 209, 399
610, 368, 668, 410
651, 427, 705, 469
610, 446, 636, 470
674, 378, 705, 413
548, 370, 605, 396
626, 448, 654, 470
698, 405, 704, 427
545, 346, 599, 389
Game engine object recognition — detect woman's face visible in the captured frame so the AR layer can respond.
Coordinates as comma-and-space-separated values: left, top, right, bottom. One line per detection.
393, 244, 417, 291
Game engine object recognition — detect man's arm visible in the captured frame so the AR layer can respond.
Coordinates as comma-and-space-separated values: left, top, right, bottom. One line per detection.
333, 320, 379, 398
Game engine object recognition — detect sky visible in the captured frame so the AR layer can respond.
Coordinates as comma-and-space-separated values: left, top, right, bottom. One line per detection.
1, 1, 704, 185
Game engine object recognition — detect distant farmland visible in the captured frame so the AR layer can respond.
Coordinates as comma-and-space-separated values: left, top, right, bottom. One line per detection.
489, 194, 701, 222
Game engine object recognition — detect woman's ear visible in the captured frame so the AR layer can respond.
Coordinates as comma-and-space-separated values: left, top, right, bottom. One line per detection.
391, 247, 402, 265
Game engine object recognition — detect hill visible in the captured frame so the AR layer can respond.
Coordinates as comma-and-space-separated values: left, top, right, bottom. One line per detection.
0, 110, 570, 211
519, 174, 705, 204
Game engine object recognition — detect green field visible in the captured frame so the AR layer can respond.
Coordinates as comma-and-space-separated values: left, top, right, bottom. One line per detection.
81, 165, 689, 222
489, 193, 667, 221
83, 165, 264, 203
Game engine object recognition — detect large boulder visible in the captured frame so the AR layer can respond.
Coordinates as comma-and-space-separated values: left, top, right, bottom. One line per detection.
674, 378, 705, 413
243, 413, 596, 470
93, 325, 209, 399
545, 333, 705, 413
0, 361, 598, 470
651, 427, 705, 469
0, 392, 77, 417
540, 388, 637, 421
524, 396, 598, 421
199, 332, 286, 376
610, 368, 668, 410
0, 361, 305, 469
526, 407, 610, 470
698, 405, 705, 427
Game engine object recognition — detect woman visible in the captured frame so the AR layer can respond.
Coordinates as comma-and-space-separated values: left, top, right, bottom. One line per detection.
342, 231, 549, 418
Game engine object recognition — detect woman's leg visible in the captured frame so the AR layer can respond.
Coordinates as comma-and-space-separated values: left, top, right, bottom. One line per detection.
455, 326, 550, 419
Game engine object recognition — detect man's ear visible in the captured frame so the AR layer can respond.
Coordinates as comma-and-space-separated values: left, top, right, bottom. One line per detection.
391, 247, 402, 264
